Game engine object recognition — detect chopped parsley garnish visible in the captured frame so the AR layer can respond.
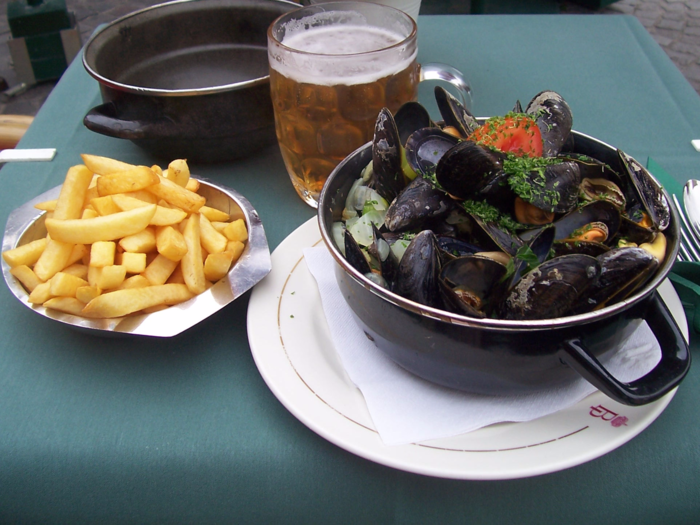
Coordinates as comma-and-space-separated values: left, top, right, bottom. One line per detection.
502, 244, 541, 281
502, 154, 563, 209
461, 199, 521, 232
421, 166, 443, 191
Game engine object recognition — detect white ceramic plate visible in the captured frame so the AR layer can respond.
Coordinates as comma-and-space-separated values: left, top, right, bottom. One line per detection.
247, 218, 686, 480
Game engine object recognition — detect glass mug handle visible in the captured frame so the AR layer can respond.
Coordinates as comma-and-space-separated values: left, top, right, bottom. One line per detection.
419, 63, 473, 111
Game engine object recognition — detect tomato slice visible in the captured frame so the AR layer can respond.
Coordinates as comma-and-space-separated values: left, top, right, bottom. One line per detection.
468, 114, 543, 157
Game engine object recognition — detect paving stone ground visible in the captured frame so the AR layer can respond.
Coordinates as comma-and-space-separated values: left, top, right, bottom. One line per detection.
0, 0, 697, 117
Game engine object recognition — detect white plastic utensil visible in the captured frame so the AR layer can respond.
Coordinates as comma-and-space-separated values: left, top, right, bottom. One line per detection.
0, 148, 56, 163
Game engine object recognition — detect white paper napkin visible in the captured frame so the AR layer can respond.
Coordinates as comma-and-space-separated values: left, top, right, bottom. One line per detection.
303, 245, 662, 446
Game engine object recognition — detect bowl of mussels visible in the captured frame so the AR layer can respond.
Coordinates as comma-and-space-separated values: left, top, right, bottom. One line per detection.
317, 87, 691, 406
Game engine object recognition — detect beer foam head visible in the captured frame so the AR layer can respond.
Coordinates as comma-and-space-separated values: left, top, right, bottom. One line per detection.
269, 11, 417, 86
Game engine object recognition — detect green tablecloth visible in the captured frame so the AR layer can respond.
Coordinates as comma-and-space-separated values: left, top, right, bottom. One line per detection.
1, 14, 699, 523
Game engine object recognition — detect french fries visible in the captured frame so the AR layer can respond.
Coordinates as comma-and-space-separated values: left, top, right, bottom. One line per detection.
45, 205, 157, 244
3, 155, 249, 319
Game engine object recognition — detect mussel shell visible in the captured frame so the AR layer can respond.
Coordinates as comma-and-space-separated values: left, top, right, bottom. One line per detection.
527, 224, 556, 263
520, 160, 581, 214
394, 101, 435, 145
471, 215, 524, 256
521, 200, 622, 244
344, 229, 371, 275
572, 246, 658, 314
404, 127, 460, 177
439, 255, 508, 318
525, 90, 573, 158
579, 177, 626, 209
367, 223, 399, 289
618, 213, 656, 245
501, 254, 601, 320
434, 85, 479, 138
551, 240, 610, 258
475, 169, 516, 211
372, 107, 406, 202
561, 152, 626, 190
435, 140, 504, 200
436, 235, 482, 260
384, 176, 454, 232
618, 149, 670, 231
505, 225, 556, 291
394, 230, 443, 308
556, 200, 621, 242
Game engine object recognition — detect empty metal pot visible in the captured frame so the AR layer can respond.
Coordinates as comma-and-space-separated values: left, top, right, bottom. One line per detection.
82, 0, 299, 163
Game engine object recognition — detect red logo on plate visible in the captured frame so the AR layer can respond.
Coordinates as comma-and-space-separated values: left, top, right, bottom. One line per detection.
590, 405, 628, 427
611, 416, 629, 427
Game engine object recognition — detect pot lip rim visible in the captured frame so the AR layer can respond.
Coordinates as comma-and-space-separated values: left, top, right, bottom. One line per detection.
82, 0, 300, 97
317, 129, 680, 332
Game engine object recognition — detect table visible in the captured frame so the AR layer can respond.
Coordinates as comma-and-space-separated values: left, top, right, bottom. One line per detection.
1, 14, 699, 523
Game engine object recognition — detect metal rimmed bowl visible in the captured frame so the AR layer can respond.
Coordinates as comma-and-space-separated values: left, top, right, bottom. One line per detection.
317, 130, 691, 406
2, 179, 271, 337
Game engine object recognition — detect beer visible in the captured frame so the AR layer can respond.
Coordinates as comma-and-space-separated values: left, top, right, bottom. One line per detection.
269, 19, 419, 207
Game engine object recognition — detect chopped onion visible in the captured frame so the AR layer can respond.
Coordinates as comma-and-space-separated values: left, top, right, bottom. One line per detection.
390, 237, 412, 262
348, 211, 384, 246
332, 222, 346, 256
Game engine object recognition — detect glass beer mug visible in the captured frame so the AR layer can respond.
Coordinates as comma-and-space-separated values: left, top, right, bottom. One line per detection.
268, 1, 471, 207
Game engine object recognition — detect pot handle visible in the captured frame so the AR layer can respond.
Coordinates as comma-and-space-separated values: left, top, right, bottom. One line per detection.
420, 63, 473, 112
83, 102, 176, 140
558, 291, 691, 406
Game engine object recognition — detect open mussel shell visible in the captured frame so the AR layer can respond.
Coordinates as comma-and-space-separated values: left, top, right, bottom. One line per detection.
571, 246, 659, 314
368, 223, 399, 289
344, 228, 371, 275
371, 107, 406, 202
507, 225, 556, 287
404, 127, 460, 177
579, 177, 626, 209
470, 215, 524, 256
555, 200, 621, 242
394, 101, 434, 145
434, 85, 479, 138
521, 200, 621, 244
561, 152, 627, 197
618, 149, 670, 231
439, 255, 508, 318
501, 254, 601, 320
618, 212, 656, 244
436, 235, 482, 261
525, 90, 573, 157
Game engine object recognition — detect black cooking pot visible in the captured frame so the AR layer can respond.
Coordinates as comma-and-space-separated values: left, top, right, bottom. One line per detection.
82, 0, 299, 163
317, 131, 691, 406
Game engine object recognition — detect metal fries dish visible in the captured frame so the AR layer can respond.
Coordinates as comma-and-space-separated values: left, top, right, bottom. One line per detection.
2, 178, 271, 337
